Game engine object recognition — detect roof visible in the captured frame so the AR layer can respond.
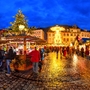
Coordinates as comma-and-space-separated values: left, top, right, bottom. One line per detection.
5, 35, 46, 44
82, 38, 90, 43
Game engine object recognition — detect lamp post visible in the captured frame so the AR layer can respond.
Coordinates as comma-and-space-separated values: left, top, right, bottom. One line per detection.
19, 25, 25, 31
19, 24, 26, 54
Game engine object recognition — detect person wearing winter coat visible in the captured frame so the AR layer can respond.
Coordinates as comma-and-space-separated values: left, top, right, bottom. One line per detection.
39, 47, 45, 72
29, 47, 40, 74
5, 47, 14, 76
0, 47, 4, 71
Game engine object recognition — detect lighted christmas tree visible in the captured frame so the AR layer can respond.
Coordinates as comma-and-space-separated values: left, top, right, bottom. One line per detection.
10, 10, 29, 32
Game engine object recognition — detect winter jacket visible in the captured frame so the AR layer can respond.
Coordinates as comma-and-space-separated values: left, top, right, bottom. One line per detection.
5, 48, 14, 60
29, 50, 40, 62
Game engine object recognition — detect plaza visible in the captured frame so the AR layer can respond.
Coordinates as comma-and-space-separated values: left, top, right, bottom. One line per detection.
0, 52, 90, 90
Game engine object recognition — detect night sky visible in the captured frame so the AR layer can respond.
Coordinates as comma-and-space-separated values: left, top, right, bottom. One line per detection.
0, 0, 90, 31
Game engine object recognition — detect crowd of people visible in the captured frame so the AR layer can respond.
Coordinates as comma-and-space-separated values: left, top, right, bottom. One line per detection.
0, 45, 90, 77
0, 46, 16, 76
44, 46, 90, 60
0, 45, 45, 76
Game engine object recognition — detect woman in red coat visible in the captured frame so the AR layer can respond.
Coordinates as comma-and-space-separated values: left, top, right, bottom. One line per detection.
29, 47, 40, 74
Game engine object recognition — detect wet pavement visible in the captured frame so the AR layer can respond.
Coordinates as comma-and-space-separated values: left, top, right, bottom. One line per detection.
0, 52, 90, 90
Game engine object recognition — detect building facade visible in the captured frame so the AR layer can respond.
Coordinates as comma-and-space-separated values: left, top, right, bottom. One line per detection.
47, 25, 90, 46
31, 29, 45, 40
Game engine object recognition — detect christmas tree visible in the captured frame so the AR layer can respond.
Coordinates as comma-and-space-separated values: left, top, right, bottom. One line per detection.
10, 10, 29, 33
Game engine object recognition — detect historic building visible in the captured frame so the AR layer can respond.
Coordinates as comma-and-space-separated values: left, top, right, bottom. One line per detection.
47, 25, 90, 46
0, 25, 90, 47
31, 29, 45, 40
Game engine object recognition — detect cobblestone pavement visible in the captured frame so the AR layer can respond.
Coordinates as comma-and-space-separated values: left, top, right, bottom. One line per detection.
0, 52, 90, 90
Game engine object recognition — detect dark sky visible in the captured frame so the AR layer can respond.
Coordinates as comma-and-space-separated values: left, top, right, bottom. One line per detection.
0, 0, 90, 31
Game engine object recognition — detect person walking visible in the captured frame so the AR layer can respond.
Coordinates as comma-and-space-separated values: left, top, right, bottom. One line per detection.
56, 47, 59, 59
85, 47, 89, 60
0, 47, 4, 71
81, 47, 84, 57
29, 46, 40, 74
63, 48, 67, 58
39, 47, 45, 72
5, 47, 14, 76
60, 47, 63, 59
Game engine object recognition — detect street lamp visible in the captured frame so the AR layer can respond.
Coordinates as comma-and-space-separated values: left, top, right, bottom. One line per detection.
19, 24, 26, 54
19, 24, 25, 31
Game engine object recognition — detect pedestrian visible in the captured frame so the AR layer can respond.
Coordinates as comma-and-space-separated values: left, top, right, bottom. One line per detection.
39, 47, 45, 72
29, 46, 40, 74
60, 47, 63, 59
63, 48, 67, 58
46, 47, 49, 56
0, 47, 4, 71
5, 47, 14, 76
56, 47, 59, 59
81, 47, 84, 57
85, 47, 89, 60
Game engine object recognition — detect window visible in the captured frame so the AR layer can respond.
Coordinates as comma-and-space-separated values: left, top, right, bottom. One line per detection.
71, 38, 73, 41
82, 34, 83, 36
67, 33, 69, 36
67, 38, 69, 41
49, 34, 51, 36
71, 34, 73, 36
63, 38, 65, 41
71, 30, 73, 32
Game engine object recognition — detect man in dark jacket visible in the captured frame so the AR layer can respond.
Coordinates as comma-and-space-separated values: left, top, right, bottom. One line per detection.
6, 47, 14, 76
0, 47, 4, 71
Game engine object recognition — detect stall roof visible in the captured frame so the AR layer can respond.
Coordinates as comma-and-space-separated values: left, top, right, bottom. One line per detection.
82, 38, 90, 43
0, 40, 9, 44
5, 35, 46, 44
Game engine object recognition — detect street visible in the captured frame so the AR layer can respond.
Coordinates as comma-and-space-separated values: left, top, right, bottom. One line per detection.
0, 52, 90, 90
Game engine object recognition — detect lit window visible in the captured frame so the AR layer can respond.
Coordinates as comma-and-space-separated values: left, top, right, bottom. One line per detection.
71, 38, 73, 41
67, 38, 69, 41
71, 34, 73, 36
49, 34, 51, 36
64, 38, 65, 41
64, 33, 66, 36
67, 33, 69, 36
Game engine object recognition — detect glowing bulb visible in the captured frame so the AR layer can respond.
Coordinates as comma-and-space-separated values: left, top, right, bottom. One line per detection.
19, 25, 25, 31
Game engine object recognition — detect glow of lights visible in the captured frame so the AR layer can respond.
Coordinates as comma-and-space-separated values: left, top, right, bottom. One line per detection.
50, 25, 65, 31
16, 48, 18, 51
18, 45, 23, 49
50, 25, 65, 45
79, 45, 86, 51
54, 30, 62, 44
24, 28, 28, 31
48, 52, 63, 78
70, 43, 73, 47
73, 54, 78, 67
19, 25, 25, 31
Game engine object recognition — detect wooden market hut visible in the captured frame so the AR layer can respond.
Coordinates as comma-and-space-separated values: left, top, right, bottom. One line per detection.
4, 35, 46, 71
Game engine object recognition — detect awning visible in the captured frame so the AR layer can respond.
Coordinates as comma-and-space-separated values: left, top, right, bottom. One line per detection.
82, 38, 90, 43
0, 40, 9, 44
4, 35, 46, 44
